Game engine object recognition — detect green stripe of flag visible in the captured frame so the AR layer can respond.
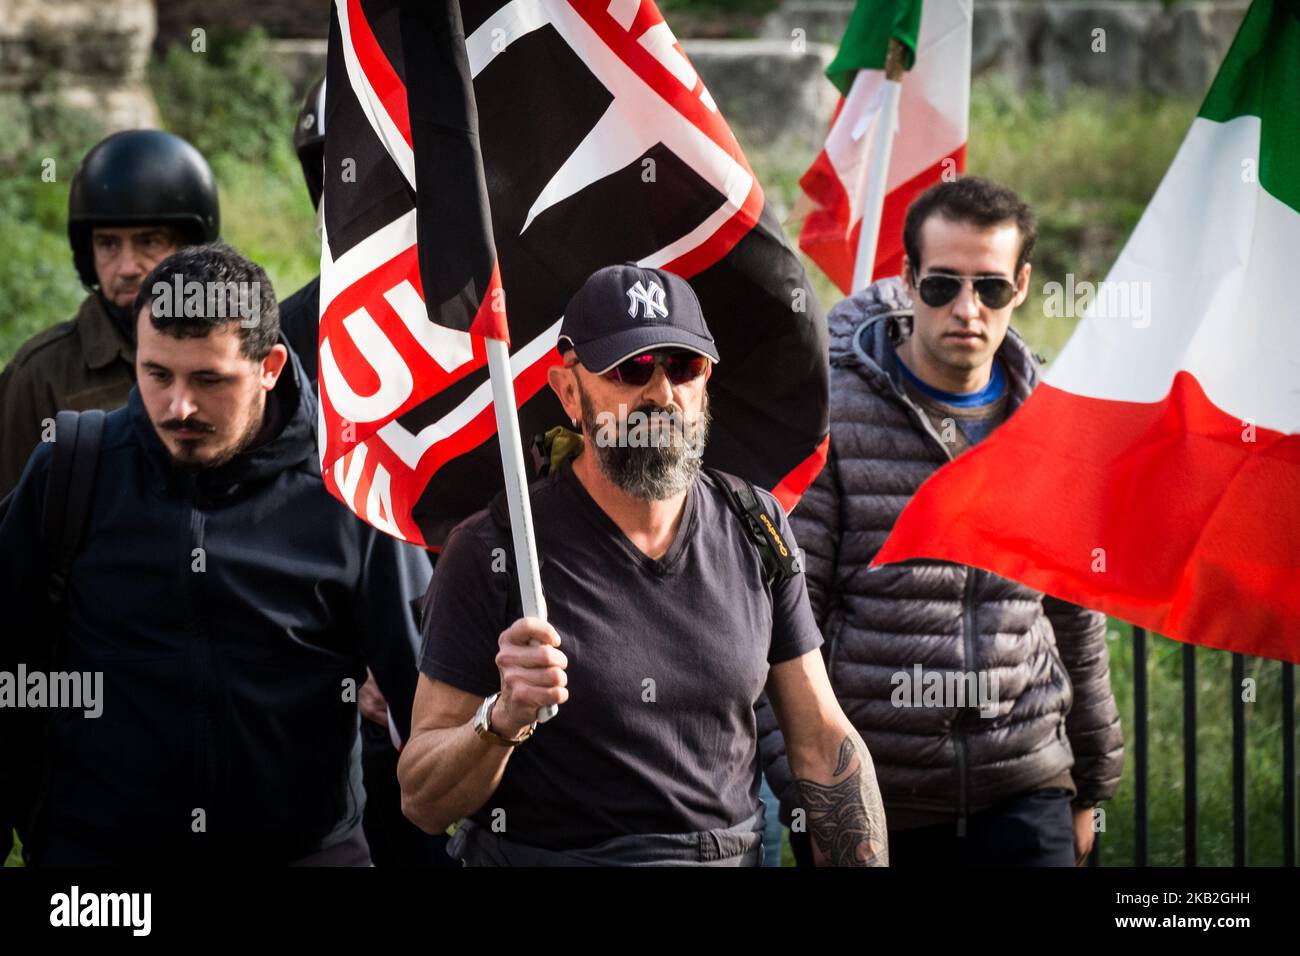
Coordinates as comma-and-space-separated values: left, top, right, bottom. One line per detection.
1198, 0, 1300, 213
826, 0, 923, 97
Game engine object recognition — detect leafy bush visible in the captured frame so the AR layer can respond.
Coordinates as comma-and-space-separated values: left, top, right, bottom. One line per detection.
966, 75, 1197, 359
149, 27, 318, 302
150, 28, 299, 174
0, 92, 108, 360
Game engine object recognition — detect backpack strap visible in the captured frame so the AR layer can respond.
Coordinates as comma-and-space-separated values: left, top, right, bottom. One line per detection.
41, 409, 106, 609
706, 468, 803, 587
20, 409, 105, 859
487, 465, 800, 599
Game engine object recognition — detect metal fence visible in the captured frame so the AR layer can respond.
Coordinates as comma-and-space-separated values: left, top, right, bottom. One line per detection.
1089, 627, 1297, 866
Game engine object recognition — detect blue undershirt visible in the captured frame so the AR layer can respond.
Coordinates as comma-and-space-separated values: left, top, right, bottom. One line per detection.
897, 356, 1009, 447
897, 356, 1007, 407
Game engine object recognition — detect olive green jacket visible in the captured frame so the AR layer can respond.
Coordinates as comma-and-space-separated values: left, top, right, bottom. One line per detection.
0, 294, 135, 496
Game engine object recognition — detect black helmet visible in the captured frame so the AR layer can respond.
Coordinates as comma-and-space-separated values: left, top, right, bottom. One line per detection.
294, 76, 326, 210
67, 129, 220, 288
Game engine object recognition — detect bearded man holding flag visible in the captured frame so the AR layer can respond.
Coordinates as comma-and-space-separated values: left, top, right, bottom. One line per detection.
316, 0, 881, 864
400, 264, 888, 866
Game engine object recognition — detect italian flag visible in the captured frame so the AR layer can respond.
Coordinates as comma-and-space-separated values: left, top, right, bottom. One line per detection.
875, 0, 1300, 662
798, 0, 971, 294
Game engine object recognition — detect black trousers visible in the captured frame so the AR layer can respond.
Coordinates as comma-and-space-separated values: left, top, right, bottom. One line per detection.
790, 788, 1076, 867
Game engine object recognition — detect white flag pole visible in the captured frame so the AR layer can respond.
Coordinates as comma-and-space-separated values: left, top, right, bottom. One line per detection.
851, 38, 907, 292
486, 336, 557, 722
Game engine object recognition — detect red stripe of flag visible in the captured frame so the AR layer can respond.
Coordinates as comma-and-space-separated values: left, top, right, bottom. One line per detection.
347, 0, 412, 148
800, 145, 965, 293
874, 373, 1300, 661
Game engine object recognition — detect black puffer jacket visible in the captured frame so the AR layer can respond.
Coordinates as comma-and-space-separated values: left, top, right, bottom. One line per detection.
758, 278, 1123, 828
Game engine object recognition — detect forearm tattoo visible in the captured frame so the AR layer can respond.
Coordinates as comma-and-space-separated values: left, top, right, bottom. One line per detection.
796, 734, 889, 866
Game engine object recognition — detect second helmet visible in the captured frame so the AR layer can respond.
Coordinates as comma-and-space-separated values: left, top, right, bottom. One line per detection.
67, 129, 220, 288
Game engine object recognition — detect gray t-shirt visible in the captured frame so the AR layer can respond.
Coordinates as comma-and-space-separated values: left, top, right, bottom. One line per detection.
417, 456, 822, 851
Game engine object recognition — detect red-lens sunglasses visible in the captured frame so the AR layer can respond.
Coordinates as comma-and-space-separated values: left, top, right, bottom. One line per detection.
565, 348, 709, 387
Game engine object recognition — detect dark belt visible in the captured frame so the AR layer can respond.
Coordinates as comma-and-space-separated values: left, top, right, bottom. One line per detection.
447, 805, 766, 867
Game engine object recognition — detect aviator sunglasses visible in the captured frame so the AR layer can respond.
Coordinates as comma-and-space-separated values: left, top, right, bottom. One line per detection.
914, 271, 1018, 310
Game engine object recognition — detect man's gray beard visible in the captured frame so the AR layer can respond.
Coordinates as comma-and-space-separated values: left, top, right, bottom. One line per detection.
577, 384, 711, 501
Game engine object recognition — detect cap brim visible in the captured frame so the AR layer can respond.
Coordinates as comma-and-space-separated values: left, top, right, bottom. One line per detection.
572, 326, 720, 374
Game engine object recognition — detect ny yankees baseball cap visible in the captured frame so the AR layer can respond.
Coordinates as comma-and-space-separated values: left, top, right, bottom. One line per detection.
558, 263, 720, 374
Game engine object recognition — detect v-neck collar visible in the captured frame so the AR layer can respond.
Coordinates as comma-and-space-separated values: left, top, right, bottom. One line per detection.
558, 457, 697, 575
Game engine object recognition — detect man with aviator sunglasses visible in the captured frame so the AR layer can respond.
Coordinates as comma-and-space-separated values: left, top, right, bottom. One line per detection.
759, 177, 1123, 868
400, 263, 888, 866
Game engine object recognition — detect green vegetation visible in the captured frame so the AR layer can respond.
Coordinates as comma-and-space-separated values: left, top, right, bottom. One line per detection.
151, 29, 300, 171
968, 76, 1198, 361
0, 92, 109, 361
0, 29, 317, 363
755, 75, 1199, 362
1, 33, 1290, 869
150, 28, 319, 305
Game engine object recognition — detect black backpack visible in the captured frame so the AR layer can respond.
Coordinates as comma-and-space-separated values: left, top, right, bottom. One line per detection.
0, 409, 106, 858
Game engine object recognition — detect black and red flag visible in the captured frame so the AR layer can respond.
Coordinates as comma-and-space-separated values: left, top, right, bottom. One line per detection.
319, 0, 830, 547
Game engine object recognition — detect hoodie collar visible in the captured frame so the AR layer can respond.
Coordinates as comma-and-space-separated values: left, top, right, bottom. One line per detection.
129, 337, 319, 498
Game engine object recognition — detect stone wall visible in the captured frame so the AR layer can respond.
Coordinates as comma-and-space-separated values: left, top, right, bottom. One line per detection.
683, 39, 839, 161
0, 0, 158, 131
762, 0, 1251, 97
153, 0, 330, 47
257, 0, 1252, 164
7, 1, 1249, 162
153, 1, 1253, 100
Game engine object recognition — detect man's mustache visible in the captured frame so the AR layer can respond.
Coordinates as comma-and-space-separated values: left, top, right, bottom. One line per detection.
633, 403, 687, 423
160, 417, 216, 434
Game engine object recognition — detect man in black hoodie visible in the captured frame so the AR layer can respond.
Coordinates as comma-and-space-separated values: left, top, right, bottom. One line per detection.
277, 76, 457, 867
0, 243, 430, 864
